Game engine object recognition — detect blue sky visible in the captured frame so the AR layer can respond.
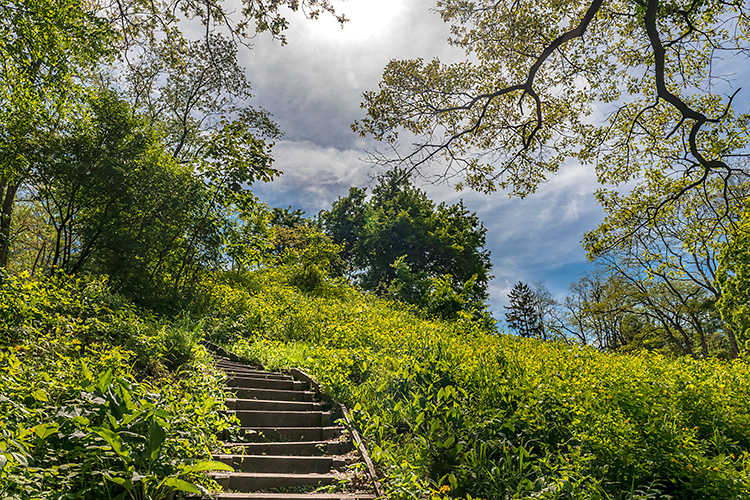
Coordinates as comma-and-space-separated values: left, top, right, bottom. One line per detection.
240, 0, 606, 315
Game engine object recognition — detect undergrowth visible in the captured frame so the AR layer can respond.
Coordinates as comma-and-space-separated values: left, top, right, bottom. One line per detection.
0, 273, 233, 499
207, 266, 750, 500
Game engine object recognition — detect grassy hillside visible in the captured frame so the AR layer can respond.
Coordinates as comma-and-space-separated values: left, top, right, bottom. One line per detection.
205, 267, 750, 500
3, 267, 749, 499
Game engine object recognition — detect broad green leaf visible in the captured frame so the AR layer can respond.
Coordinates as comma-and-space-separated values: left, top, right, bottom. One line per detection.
181, 460, 234, 474
80, 359, 94, 382
105, 474, 134, 491
161, 477, 201, 494
94, 428, 130, 462
33, 422, 59, 440
96, 369, 113, 393
32, 388, 49, 402
148, 419, 166, 461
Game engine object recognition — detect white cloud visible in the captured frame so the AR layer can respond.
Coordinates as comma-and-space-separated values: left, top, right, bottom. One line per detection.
254, 140, 372, 212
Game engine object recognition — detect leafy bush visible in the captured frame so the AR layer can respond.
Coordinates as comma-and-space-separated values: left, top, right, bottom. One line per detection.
0, 273, 233, 499
209, 267, 750, 500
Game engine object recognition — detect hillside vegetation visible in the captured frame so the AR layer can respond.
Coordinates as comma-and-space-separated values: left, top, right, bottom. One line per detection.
205, 267, 750, 500
2, 260, 750, 499
0, 274, 234, 499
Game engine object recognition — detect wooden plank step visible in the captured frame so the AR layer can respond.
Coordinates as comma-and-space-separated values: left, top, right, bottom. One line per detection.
225, 398, 329, 412
214, 454, 346, 474
220, 440, 353, 456
207, 493, 376, 499
237, 426, 344, 442
228, 410, 333, 427
213, 358, 281, 369
211, 472, 337, 491
219, 368, 293, 380
227, 387, 315, 402
228, 377, 309, 391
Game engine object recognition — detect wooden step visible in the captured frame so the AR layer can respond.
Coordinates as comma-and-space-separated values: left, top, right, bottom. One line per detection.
211, 472, 337, 491
214, 454, 346, 474
207, 493, 377, 499
237, 426, 344, 442
228, 410, 333, 427
219, 368, 293, 380
225, 398, 329, 412
228, 377, 309, 391
227, 387, 315, 402
220, 440, 353, 456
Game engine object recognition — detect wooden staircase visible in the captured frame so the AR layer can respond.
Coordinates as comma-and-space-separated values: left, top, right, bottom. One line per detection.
208, 353, 379, 500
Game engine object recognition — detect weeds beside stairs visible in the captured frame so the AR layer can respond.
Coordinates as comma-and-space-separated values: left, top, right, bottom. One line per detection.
205, 349, 382, 500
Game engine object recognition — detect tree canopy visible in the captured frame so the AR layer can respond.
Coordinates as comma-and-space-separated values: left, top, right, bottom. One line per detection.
0, 0, 345, 308
320, 171, 492, 318
354, 0, 749, 206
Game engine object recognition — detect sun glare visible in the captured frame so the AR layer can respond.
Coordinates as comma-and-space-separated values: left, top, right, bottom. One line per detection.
303, 0, 407, 42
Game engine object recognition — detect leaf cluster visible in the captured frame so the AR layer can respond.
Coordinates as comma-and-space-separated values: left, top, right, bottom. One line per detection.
319, 171, 493, 319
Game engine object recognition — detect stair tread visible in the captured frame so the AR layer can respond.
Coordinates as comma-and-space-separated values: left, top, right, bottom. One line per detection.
218, 440, 353, 456
214, 454, 343, 460
212, 472, 338, 478
207, 494, 376, 499
230, 410, 332, 415
226, 388, 315, 394
241, 426, 343, 430
221, 440, 337, 446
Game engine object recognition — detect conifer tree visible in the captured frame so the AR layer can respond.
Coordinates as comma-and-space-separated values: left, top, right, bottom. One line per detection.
505, 281, 542, 338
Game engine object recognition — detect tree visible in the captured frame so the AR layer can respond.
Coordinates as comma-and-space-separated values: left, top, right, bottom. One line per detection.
0, 0, 115, 267
582, 177, 746, 357
354, 0, 749, 213
318, 187, 368, 277
319, 171, 492, 316
716, 207, 750, 354
1, 0, 345, 275
504, 281, 542, 338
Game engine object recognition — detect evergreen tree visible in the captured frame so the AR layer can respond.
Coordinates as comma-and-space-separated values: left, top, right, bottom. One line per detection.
505, 281, 542, 338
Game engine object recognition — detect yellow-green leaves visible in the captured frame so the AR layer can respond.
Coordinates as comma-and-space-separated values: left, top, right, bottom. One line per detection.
716, 203, 750, 352
357, 0, 749, 207
215, 269, 750, 498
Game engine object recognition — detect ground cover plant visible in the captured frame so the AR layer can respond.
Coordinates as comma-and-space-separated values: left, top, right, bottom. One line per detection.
207, 266, 750, 500
0, 273, 234, 499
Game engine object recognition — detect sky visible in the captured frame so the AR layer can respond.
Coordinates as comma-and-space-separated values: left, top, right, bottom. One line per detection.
239, 0, 606, 315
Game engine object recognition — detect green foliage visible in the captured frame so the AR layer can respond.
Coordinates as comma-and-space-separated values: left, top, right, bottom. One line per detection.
354, 0, 749, 201
716, 206, 750, 353
0, 0, 115, 266
505, 281, 543, 338
579, 179, 747, 358
320, 171, 492, 318
0, 274, 234, 498
208, 269, 750, 499
7, 89, 278, 311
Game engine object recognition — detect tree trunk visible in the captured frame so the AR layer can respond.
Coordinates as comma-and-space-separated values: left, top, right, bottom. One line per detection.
0, 179, 21, 269
725, 325, 740, 358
